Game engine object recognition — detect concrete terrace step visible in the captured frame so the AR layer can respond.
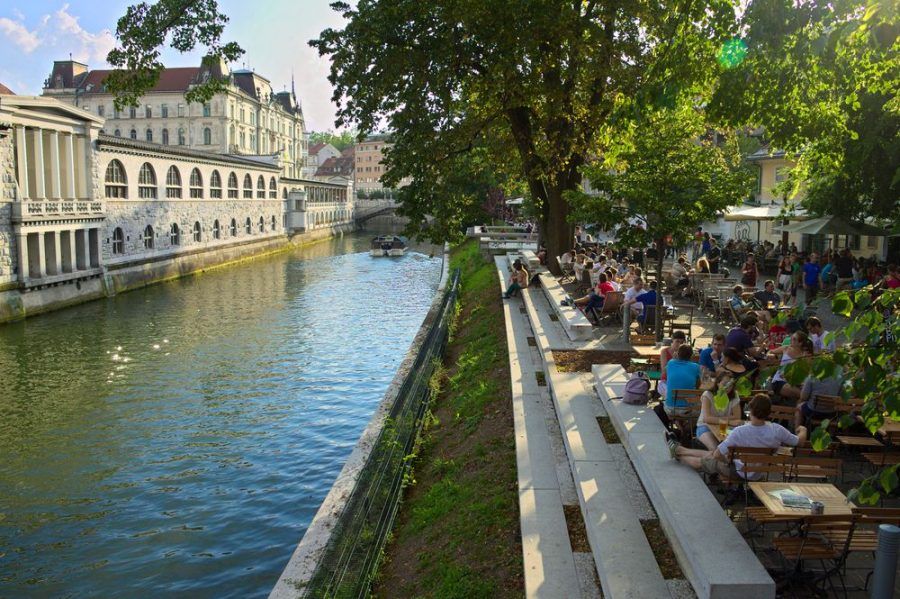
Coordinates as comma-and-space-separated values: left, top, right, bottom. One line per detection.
538, 273, 593, 342
592, 364, 776, 599
520, 285, 672, 599
494, 256, 582, 598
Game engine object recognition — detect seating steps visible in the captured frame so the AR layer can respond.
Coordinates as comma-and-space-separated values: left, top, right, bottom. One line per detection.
538, 272, 593, 341
592, 364, 775, 599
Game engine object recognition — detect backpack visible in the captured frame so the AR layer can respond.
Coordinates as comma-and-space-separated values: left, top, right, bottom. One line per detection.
622, 372, 650, 405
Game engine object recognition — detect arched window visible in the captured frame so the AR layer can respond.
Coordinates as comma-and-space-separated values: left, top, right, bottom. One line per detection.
143, 225, 155, 249
193, 221, 202, 242
165, 166, 182, 198
230, 218, 237, 237
227, 172, 239, 198
210, 170, 222, 198
111, 227, 124, 254
189, 168, 203, 198
138, 163, 157, 199
114, 129, 121, 137
256, 175, 266, 198
177, 128, 186, 145
169, 223, 180, 246
212, 219, 221, 240
271, 215, 277, 231
243, 174, 253, 198
258, 216, 265, 232
245, 217, 252, 234
162, 129, 169, 145
203, 127, 212, 145
130, 129, 137, 140
269, 177, 277, 198
145, 128, 153, 142
105, 160, 127, 198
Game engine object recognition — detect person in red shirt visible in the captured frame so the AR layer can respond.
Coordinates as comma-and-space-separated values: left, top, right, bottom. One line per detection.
573, 273, 615, 310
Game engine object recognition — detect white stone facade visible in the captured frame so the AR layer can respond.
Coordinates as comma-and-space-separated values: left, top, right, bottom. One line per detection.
97, 138, 284, 266
0, 131, 18, 288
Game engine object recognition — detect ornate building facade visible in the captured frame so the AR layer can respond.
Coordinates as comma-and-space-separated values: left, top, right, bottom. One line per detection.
41, 58, 308, 179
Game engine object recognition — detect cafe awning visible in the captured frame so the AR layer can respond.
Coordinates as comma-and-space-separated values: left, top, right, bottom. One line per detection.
776, 216, 890, 237
724, 204, 805, 221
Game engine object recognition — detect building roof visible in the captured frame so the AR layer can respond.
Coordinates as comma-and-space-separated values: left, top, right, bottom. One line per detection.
308, 142, 327, 155
315, 154, 355, 177
76, 67, 202, 94
97, 133, 280, 170
0, 82, 14, 95
747, 146, 788, 161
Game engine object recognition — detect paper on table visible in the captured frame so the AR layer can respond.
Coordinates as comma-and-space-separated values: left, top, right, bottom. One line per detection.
768, 489, 812, 508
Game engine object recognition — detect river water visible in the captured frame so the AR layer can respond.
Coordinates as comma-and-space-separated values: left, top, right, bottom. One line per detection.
0, 232, 443, 598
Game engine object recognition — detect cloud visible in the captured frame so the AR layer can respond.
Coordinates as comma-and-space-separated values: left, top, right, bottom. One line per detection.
0, 15, 41, 53
52, 4, 115, 63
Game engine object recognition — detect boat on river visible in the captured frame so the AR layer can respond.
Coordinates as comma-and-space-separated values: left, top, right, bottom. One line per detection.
370, 235, 407, 257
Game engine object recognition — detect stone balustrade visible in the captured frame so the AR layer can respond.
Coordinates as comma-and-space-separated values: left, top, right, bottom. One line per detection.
14, 200, 104, 222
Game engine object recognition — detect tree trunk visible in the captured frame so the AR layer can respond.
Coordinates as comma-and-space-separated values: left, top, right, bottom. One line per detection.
542, 186, 574, 275
655, 238, 666, 342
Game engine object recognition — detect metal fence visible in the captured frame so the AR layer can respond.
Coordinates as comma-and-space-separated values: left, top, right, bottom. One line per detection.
302, 267, 461, 598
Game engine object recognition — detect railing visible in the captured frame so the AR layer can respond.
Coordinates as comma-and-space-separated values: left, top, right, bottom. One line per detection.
14, 200, 104, 220
277, 266, 460, 598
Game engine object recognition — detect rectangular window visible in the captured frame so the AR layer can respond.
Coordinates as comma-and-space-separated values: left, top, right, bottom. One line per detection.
98, 105, 105, 117
867, 236, 878, 249
775, 166, 791, 183
145, 105, 152, 118
177, 104, 185, 117
161, 104, 168, 118
203, 103, 211, 117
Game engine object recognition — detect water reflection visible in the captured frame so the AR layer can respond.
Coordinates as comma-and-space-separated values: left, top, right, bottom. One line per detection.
0, 233, 442, 597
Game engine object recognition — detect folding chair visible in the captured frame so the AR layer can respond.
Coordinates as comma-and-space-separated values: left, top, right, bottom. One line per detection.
667, 304, 694, 343
670, 389, 703, 443
590, 291, 623, 326
772, 515, 858, 598
557, 256, 575, 283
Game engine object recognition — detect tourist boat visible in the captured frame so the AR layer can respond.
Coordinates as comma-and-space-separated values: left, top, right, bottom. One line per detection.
370, 235, 407, 257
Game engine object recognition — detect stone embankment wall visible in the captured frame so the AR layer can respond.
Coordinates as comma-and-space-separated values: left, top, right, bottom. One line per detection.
0, 222, 354, 324
0, 131, 18, 291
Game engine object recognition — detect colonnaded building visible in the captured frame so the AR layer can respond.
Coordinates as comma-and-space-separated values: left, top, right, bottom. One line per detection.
0, 90, 354, 324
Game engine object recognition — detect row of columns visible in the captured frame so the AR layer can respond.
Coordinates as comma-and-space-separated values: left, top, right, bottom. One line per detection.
14, 126, 90, 201
16, 228, 100, 283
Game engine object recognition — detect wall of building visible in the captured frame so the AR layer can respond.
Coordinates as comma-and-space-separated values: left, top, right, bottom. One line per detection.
0, 132, 17, 290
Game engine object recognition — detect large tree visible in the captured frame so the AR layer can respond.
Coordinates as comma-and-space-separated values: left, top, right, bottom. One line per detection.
710, 0, 899, 224
313, 0, 740, 271
569, 100, 754, 336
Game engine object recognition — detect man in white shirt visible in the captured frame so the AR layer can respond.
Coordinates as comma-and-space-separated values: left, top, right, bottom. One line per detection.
669, 394, 807, 479
806, 316, 835, 353
623, 277, 645, 317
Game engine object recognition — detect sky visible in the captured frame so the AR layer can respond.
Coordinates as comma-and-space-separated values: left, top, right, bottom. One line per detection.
0, 1, 353, 131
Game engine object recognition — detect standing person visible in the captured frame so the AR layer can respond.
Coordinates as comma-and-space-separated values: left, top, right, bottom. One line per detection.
834, 248, 854, 291
741, 253, 758, 288
707, 238, 721, 274
789, 254, 802, 306
777, 255, 792, 292
701, 232, 712, 257
885, 264, 900, 289
802, 252, 821, 303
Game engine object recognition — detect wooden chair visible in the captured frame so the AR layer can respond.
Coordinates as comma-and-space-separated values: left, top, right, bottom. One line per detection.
670, 389, 703, 442
838, 509, 900, 591
589, 291, 623, 326
804, 394, 839, 430
667, 304, 694, 343
787, 455, 841, 483
772, 514, 858, 598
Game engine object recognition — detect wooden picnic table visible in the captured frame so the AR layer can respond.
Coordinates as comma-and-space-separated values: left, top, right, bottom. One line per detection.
836, 434, 883, 448
749, 482, 853, 517
878, 420, 900, 436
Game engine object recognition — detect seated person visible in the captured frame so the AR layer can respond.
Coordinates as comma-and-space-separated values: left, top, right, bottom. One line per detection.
634, 280, 658, 325
663, 344, 700, 417
698, 333, 726, 378
503, 263, 529, 299
794, 371, 843, 429
623, 277, 645, 317
695, 371, 743, 451
725, 315, 765, 360
657, 331, 687, 398
767, 331, 814, 402
696, 256, 711, 274
753, 280, 781, 308
730, 285, 771, 324
672, 257, 690, 294
805, 316, 835, 353
669, 394, 808, 478
573, 273, 615, 311
717, 347, 755, 379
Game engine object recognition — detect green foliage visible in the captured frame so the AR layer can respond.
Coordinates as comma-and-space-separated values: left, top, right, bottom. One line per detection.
808, 288, 899, 503
106, 0, 243, 109
309, 129, 359, 152
710, 0, 899, 224
312, 0, 742, 264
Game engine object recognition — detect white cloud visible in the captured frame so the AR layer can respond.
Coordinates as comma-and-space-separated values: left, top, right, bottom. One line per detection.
52, 4, 115, 63
0, 15, 41, 53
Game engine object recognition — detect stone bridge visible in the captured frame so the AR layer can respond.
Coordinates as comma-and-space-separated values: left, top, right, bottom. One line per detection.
354, 199, 400, 223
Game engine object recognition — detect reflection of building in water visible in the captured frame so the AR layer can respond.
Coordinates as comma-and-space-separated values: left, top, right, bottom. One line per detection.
0, 92, 357, 324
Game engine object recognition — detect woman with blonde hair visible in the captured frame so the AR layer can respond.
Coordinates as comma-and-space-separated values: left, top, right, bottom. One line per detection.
695, 371, 743, 450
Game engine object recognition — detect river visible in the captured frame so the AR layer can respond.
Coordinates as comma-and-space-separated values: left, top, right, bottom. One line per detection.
0, 232, 443, 598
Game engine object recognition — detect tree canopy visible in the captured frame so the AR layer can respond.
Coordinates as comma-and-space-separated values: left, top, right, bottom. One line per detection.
308, 129, 359, 152
105, 0, 243, 109
711, 0, 899, 224
313, 0, 741, 269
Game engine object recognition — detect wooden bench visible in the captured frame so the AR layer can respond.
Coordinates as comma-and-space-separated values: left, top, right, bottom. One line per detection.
538, 273, 593, 341
593, 364, 776, 598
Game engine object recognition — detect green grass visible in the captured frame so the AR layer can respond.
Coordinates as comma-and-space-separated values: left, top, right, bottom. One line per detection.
373, 240, 522, 598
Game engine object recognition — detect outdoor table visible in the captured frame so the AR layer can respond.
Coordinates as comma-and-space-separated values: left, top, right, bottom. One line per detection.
748, 482, 853, 517
836, 435, 883, 448
878, 420, 900, 436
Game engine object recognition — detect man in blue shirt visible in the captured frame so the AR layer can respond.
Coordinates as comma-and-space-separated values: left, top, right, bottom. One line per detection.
664, 344, 700, 415
802, 253, 821, 302
634, 280, 657, 324
698, 333, 725, 378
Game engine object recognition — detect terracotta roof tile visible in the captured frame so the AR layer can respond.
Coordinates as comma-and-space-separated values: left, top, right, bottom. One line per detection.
0, 82, 14, 95
308, 142, 327, 155
78, 67, 201, 93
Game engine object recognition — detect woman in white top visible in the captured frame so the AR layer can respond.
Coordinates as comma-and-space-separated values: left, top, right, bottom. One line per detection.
695, 371, 742, 450
768, 331, 814, 401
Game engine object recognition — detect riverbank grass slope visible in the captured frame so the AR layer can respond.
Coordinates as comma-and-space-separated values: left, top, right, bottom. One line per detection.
373, 240, 523, 598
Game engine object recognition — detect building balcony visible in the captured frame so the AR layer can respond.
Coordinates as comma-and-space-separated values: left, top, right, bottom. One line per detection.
12, 199, 105, 223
